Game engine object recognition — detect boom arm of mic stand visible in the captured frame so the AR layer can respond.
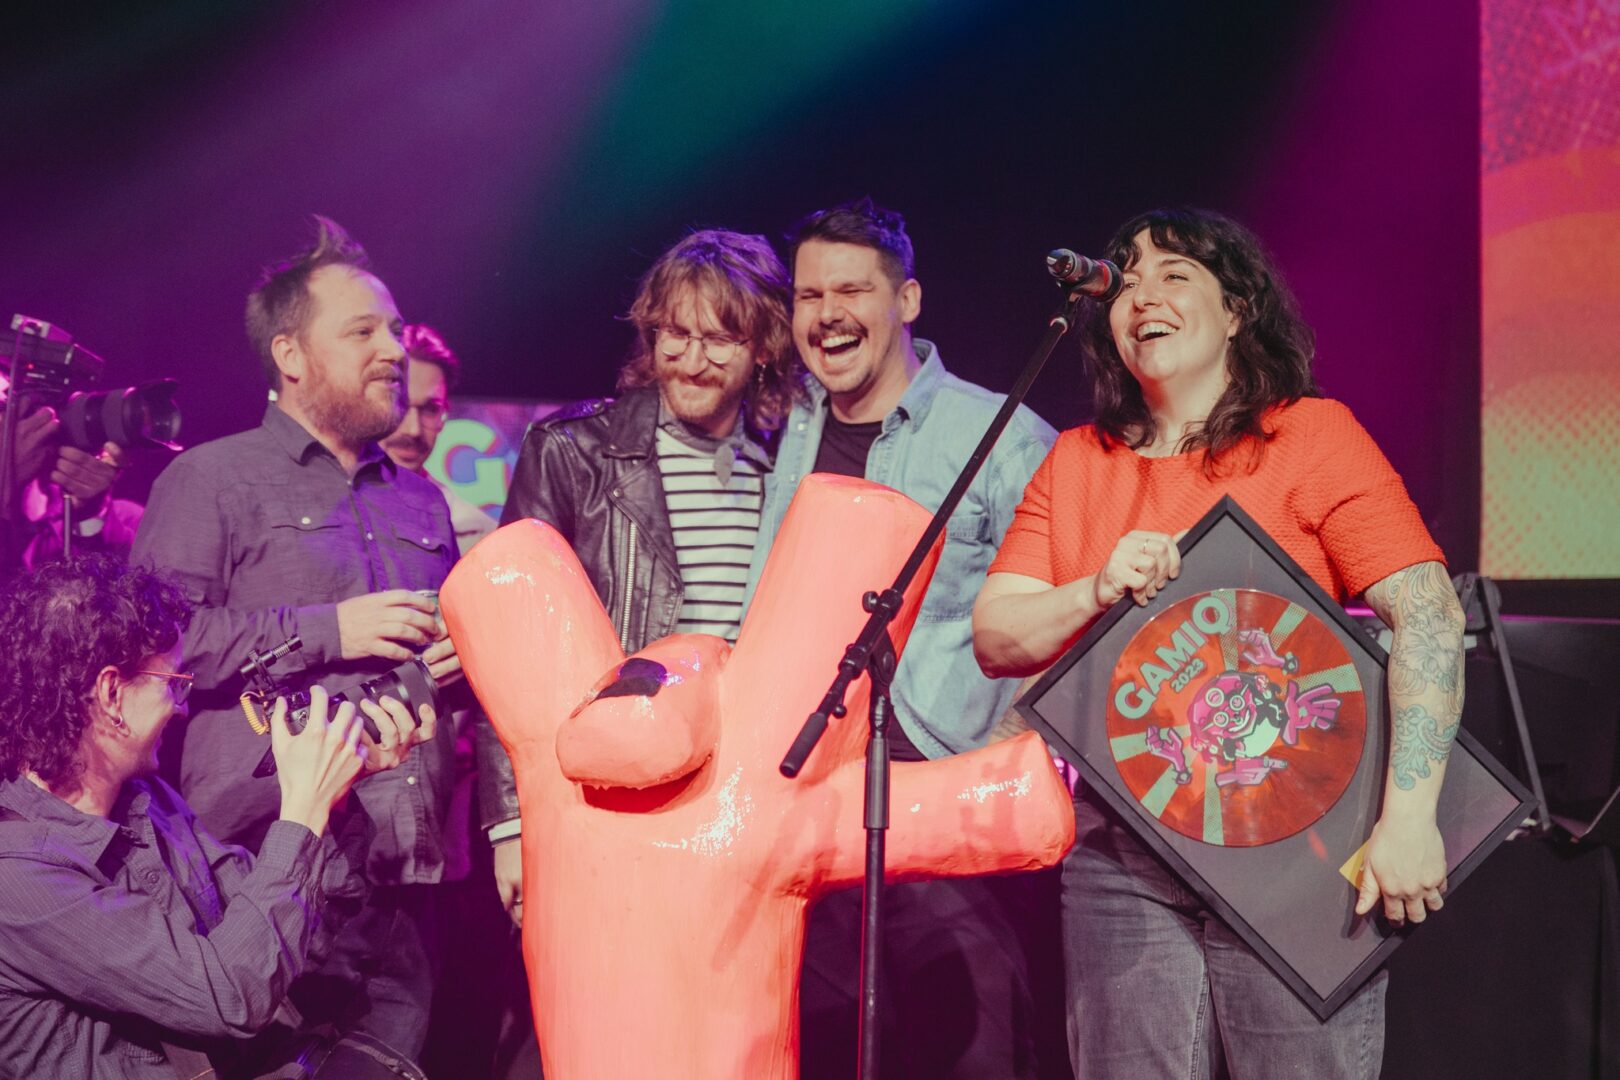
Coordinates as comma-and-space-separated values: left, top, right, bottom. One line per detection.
781, 587, 906, 777
778, 284, 1089, 779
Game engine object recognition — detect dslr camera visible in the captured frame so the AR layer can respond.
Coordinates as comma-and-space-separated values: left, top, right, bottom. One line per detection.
2, 313, 182, 453
239, 635, 442, 778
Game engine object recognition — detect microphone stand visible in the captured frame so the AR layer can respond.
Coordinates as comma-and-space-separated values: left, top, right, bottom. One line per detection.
779, 280, 1094, 1079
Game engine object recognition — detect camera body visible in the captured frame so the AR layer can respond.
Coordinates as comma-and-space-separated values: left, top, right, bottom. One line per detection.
239, 635, 442, 777
2, 314, 182, 453
281, 656, 440, 737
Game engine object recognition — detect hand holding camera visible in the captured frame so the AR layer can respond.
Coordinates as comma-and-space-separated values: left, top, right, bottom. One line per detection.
265, 686, 437, 835
356, 694, 439, 774
10, 407, 59, 492
240, 634, 443, 777
49, 441, 125, 509
269, 687, 369, 838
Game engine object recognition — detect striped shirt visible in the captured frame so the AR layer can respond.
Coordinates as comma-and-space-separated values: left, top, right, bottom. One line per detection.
655, 426, 766, 642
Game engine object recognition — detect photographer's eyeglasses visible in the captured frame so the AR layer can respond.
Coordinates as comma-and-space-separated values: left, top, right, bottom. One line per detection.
655, 326, 746, 365
135, 669, 195, 705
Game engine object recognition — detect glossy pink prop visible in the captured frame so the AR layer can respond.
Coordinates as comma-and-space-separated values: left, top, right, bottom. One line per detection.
442, 474, 1075, 1079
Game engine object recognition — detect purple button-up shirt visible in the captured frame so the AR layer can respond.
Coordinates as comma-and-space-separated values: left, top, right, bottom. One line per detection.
132, 405, 457, 884
0, 775, 326, 1079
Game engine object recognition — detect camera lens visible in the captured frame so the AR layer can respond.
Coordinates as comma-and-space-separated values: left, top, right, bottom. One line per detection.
60, 380, 182, 451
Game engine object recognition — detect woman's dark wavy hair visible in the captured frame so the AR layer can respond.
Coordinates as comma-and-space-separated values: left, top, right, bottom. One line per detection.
0, 555, 191, 785
620, 229, 804, 434
1083, 207, 1319, 472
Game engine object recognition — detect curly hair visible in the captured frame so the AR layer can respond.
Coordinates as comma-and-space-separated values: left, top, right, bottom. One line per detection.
0, 555, 192, 785
245, 215, 373, 391
1082, 207, 1319, 472
620, 229, 803, 434
786, 196, 915, 288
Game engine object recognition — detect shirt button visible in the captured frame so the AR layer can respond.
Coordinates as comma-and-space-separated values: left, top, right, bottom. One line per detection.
365, 531, 374, 541
143, 868, 161, 886
422, 537, 432, 545
406, 775, 417, 786
300, 516, 312, 525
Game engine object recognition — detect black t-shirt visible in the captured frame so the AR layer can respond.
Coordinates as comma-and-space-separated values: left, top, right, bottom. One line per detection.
812, 414, 882, 478
810, 409, 928, 762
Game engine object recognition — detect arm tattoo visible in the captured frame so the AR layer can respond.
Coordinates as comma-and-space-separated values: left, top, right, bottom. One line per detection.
1367, 562, 1465, 707
1391, 703, 1458, 790
1366, 561, 1466, 790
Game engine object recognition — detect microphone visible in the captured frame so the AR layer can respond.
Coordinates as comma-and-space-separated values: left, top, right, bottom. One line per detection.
1046, 250, 1123, 301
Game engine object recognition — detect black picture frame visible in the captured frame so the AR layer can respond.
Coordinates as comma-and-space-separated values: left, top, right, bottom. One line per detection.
1016, 495, 1536, 1019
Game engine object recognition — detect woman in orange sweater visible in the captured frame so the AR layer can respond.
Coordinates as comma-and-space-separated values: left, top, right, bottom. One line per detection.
973, 207, 1465, 1079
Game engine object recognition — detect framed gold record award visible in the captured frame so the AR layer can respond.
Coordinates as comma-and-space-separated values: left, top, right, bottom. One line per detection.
1016, 496, 1535, 1019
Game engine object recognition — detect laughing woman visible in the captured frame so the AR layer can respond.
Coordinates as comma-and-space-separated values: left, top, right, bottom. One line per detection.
973, 207, 1465, 1079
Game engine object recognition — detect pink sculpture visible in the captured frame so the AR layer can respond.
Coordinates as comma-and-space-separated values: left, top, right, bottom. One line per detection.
441, 474, 1076, 1079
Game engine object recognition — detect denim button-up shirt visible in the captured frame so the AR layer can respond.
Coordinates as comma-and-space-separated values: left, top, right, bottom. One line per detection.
742, 340, 1056, 757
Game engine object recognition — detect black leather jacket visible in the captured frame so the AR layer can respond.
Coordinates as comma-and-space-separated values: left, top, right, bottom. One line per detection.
476, 388, 686, 831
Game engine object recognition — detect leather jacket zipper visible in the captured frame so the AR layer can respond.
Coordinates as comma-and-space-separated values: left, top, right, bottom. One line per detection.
617, 519, 638, 652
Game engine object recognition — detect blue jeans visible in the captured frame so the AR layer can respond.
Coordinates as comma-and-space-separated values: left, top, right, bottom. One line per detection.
1062, 795, 1386, 1080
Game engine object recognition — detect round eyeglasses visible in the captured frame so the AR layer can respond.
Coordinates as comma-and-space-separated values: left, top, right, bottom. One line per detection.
655, 326, 746, 365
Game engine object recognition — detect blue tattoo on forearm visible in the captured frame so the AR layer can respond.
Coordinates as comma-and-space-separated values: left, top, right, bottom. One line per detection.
1391, 703, 1457, 790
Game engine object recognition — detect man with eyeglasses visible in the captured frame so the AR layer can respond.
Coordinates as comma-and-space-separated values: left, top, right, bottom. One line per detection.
381, 324, 497, 555
475, 228, 801, 1075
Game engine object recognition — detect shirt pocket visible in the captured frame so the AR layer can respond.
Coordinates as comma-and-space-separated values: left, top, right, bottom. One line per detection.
385, 512, 453, 588
255, 498, 358, 601
919, 509, 993, 622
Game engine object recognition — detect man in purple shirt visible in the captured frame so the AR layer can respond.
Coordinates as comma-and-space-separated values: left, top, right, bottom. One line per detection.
132, 216, 462, 1072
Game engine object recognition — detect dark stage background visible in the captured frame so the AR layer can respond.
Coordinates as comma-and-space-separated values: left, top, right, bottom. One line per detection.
0, 0, 1482, 568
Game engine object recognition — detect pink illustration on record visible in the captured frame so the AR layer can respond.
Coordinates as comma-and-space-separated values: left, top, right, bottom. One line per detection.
1108, 589, 1367, 847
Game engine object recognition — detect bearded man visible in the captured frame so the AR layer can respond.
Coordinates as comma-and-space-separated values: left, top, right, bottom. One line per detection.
132, 216, 461, 1076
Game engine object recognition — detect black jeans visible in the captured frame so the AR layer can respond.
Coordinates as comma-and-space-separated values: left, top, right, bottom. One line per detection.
224, 883, 443, 1078
798, 871, 1067, 1079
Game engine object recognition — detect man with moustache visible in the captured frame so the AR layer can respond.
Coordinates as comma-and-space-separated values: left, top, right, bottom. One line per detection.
743, 198, 1059, 1078
132, 217, 460, 1076
476, 228, 799, 1075
380, 324, 497, 556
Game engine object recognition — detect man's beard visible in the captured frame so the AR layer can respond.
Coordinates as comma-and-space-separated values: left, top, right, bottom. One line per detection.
657, 367, 747, 432
305, 364, 406, 446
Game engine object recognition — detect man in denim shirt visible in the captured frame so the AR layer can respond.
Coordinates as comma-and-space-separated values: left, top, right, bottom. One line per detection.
743, 199, 1058, 1078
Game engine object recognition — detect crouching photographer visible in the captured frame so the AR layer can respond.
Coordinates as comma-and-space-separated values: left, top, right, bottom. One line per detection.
0, 555, 435, 1079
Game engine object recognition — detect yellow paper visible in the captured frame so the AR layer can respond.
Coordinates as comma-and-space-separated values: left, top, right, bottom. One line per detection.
1339, 842, 1369, 889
